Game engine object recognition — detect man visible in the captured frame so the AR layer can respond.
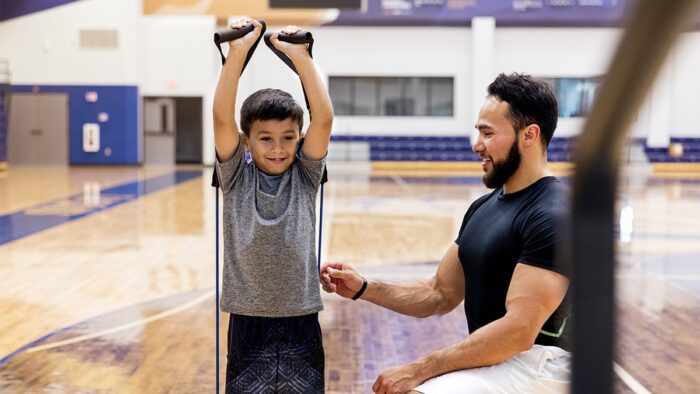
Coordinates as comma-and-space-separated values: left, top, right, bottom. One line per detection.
321, 73, 572, 394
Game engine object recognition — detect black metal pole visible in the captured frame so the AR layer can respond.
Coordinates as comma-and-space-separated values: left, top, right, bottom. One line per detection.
571, 1, 698, 393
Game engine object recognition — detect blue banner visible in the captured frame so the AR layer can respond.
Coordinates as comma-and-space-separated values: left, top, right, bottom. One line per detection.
0, 0, 81, 22
326, 0, 660, 27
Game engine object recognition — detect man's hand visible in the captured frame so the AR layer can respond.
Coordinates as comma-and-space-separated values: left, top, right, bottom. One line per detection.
227, 17, 263, 54
319, 262, 364, 299
269, 25, 312, 60
372, 363, 423, 394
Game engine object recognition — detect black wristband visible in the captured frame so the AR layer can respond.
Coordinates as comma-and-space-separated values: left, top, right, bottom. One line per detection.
352, 277, 368, 301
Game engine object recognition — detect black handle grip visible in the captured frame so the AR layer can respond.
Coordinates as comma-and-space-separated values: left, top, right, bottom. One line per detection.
214, 19, 266, 44
262, 29, 314, 114
263, 31, 313, 46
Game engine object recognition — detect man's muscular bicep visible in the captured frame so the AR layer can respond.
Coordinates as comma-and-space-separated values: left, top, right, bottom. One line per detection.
505, 263, 569, 342
433, 243, 466, 314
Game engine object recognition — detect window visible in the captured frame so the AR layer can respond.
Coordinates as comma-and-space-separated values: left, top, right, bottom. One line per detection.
541, 77, 602, 118
355, 77, 378, 116
429, 77, 454, 116
329, 76, 454, 116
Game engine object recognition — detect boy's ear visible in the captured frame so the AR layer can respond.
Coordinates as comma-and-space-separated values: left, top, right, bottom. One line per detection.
242, 133, 250, 151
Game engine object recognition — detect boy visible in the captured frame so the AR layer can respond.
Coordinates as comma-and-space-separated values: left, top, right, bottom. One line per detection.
213, 18, 333, 393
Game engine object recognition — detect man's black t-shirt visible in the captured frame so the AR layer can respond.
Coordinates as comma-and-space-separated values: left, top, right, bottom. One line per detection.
456, 176, 572, 351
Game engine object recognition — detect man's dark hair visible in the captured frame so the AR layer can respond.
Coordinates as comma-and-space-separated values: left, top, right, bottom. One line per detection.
487, 73, 558, 148
240, 88, 304, 135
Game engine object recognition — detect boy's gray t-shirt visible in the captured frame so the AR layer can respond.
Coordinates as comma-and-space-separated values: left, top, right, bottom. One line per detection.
216, 140, 325, 317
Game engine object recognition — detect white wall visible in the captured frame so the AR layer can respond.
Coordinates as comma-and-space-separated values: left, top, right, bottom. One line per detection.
471, 17, 496, 143
139, 16, 217, 96
4, 4, 700, 163
0, 2, 221, 164
670, 33, 700, 138
633, 31, 700, 145
139, 15, 218, 164
238, 25, 694, 143
0, 0, 141, 85
495, 28, 700, 143
235, 26, 472, 138
495, 28, 622, 138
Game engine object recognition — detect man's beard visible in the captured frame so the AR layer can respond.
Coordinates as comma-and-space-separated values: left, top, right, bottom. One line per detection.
482, 139, 521, 189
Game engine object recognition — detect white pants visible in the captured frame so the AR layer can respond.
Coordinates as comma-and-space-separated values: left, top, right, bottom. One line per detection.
414, 345, 570, 394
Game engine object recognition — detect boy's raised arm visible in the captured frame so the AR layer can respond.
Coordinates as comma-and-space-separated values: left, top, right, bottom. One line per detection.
213, 18, 263, 162
270, 28, 334, 161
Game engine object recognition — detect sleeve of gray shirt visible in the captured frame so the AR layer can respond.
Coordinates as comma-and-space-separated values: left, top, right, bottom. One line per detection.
215, 139, 246, 194
295, 148, 326, 190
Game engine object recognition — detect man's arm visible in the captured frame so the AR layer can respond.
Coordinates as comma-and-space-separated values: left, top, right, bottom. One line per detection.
321, 243, 465, 318
371, 263, 570, 393
270, 29, 334, 161
212, 19, 263, 162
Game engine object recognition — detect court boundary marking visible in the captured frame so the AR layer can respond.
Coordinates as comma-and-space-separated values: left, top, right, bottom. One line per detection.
0, 288, 214, 366
26, 290, 214, 353
0, 290, 654, 393
614, 362, 652, 394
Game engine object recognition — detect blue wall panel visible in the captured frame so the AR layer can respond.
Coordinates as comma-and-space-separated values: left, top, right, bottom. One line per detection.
12, 85, 140, 165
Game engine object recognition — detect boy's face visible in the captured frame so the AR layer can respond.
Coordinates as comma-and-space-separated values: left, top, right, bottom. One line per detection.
243, 117, 301, 175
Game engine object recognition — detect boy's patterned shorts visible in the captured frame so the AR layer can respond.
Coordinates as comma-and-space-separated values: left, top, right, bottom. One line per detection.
226, 313, 324, 394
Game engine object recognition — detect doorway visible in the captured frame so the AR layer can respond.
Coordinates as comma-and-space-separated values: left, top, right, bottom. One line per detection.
143, 96, 202, 165
8, 92, 69, 165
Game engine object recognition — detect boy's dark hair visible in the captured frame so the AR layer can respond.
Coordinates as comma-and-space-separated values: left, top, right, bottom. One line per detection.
487, 73, 558, 148
240, 88, 304, 135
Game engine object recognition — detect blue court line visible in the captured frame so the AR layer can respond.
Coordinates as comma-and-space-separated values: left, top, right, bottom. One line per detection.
0, 171, 202, 246
0, 325, 75, 367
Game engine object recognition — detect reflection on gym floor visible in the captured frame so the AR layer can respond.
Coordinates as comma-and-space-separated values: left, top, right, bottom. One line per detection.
0, 164, 698, 393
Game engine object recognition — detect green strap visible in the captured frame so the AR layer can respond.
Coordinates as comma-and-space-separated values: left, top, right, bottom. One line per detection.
539, 316, 569, 338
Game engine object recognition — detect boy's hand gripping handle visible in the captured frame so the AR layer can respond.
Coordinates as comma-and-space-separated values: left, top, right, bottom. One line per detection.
263, 31, 314, 75
213, 19, 267, 68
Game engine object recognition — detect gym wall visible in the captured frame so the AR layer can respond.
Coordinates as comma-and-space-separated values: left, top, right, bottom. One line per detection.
2, 0, 700, 165
0, 0, 142, 164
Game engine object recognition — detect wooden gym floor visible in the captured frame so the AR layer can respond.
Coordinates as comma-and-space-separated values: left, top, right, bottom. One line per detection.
0, 163, 698, 393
